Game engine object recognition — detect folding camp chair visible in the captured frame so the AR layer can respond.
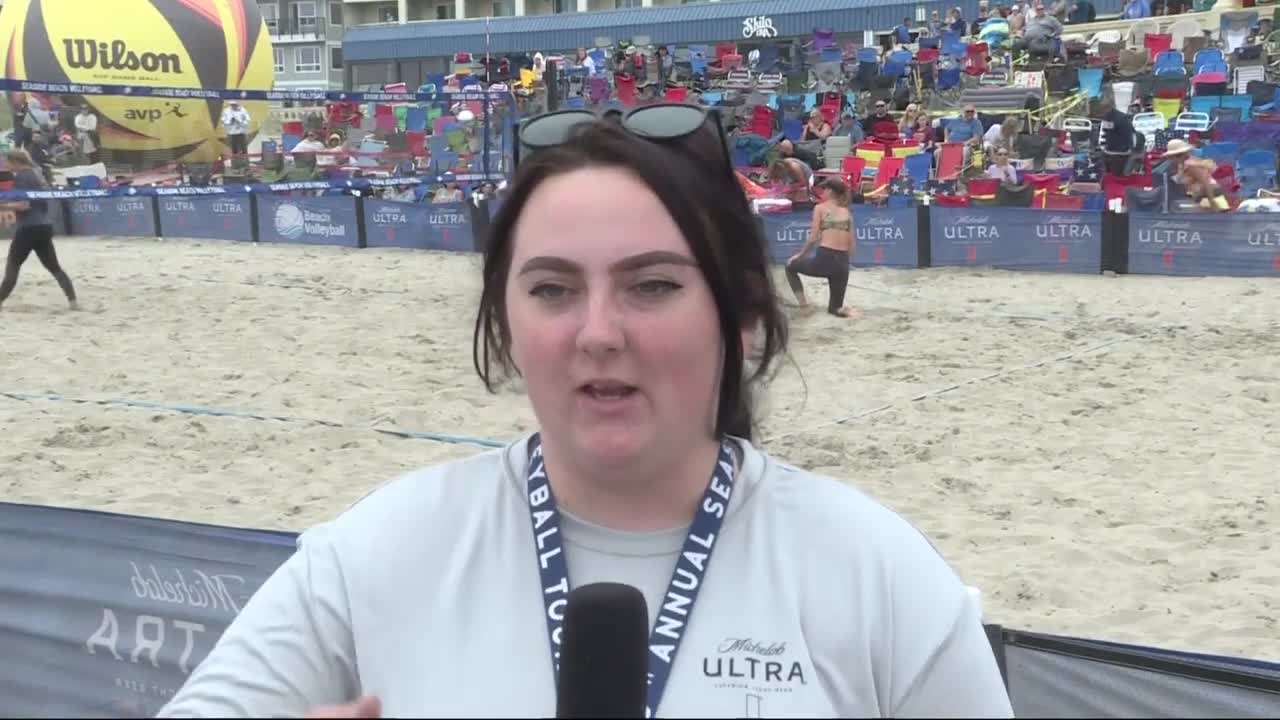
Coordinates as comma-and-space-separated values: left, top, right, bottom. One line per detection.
1077, 67, 1105, 98
937, 142, 965, 181
868, 156, 904, 198
1173, 111, 1211, 132
1132, 112, 1167, 151
1143, 33, 1174, 62
1236, 148, 1278, 197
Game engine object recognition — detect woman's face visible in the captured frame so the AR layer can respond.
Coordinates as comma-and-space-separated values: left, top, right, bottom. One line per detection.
505, 166, 724, 468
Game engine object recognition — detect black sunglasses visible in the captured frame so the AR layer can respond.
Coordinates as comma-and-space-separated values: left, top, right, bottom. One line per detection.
514, 103, 733, 175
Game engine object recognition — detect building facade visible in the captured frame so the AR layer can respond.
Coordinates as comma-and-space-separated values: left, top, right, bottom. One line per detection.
261, 0, 346, 90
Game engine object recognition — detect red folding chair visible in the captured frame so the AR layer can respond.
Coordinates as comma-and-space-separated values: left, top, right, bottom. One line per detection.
869, 156, 904, 197
1144, 33, 1173, 62
1044, 193, 1085, 209
815, 155, 867, 190
935, 193, 970, 206
967, 177, 1000, 203
665, 86, 688, 102
937, 142, 965, 181
963, 42, 990, 76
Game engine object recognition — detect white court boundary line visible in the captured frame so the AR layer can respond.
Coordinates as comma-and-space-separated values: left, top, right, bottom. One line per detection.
764, 336, 1134, 443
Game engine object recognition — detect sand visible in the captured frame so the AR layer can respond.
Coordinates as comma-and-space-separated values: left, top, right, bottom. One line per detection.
1, 235, 1276, 662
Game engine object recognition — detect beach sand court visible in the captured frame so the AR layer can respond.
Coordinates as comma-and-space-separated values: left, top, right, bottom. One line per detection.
2, 235, 1276, 661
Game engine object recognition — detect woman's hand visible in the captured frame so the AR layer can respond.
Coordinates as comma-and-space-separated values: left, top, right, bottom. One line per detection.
305, 695, 382, 718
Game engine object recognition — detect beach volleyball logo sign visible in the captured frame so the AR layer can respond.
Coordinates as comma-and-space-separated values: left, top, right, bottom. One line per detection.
0, 0, 274, 163
273, 202, 307, 241
271, 200, 349, 243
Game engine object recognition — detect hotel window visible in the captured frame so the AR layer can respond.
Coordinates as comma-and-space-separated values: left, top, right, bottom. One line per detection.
273, 47, 284, 73
295, 45, 322, 72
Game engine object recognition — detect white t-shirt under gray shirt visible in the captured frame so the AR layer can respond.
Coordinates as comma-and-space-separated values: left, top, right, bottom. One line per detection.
158, 436, 1014, 718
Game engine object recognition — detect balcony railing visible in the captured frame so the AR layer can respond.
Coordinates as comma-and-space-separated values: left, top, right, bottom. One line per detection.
265, 16, 327, 39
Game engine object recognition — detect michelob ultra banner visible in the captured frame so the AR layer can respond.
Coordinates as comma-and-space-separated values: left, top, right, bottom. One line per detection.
759, 207, 920, 268
1129, 212, 1280, 277
363, 200, 475, 253
67, 196, 157, 237
929, 207, 1103, 273
0, 502, 297, 718
157, 195, 252, 241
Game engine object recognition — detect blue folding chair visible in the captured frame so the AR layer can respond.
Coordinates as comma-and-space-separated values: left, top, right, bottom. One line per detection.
937, 66, 962, 90
819, 46, 843, 64
855, 47, 879, 64
883, 50, 912, 78
1153, 51, 1186, 77
1077, 67, 1105, 98
1236, 148, 1278, 197
1198, 141, 1240, 164
903, 152, 932, 187
781, 117, 804, 141
1192, 48, 1225, 75
941, 31, 967, 58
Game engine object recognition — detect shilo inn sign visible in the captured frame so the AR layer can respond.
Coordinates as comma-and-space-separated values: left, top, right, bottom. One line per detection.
742, 15, 779, 38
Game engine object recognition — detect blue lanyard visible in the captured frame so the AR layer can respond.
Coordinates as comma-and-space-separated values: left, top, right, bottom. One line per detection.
526, 433, 737, 719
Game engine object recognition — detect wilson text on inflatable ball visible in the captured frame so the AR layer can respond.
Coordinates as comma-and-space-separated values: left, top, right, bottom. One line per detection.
62, 39, 183, 74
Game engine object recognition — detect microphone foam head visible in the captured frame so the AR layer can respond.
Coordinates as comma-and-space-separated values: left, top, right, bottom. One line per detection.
556, 582, 649, 719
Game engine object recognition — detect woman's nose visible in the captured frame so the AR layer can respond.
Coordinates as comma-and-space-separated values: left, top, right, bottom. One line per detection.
575, 291, 625, 356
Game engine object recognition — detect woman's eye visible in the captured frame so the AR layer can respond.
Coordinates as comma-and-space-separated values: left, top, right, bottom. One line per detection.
632, 279, 681, 297
529, 283, 572, 300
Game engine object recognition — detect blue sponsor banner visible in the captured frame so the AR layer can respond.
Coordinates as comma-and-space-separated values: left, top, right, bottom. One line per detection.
67, 197, 157, 237
256, 195, 360, 247
1129, 212, 1280, 278
363, 200, 474, 252
929, 207, 1102, 273
157, 196, 253, 242
760, 207, 919, 267
0, 502, 296, 718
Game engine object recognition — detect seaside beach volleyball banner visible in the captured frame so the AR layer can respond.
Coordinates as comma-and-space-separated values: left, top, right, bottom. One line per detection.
256, 195, 360, 247
929, 207, 1103, 273
157, 196, 253, 242
760, 207, 919, 267
0, 502, 296, 718
1129, 212, 1280, 277
363, 200, 474, 252
67, 197, 157, 237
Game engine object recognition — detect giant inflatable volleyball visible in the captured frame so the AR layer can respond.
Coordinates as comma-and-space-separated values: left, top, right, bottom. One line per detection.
0, 0, 274, 162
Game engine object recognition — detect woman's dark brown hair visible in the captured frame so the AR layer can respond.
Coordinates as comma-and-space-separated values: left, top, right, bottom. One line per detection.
473, 119, 788, 440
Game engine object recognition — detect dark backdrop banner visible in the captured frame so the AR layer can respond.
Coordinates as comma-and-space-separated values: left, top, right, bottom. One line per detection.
1129, 212, 1280, 277
929, 207, 1103, 273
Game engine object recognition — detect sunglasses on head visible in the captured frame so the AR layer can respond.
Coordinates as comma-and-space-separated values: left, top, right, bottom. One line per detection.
515, 103, 732, 174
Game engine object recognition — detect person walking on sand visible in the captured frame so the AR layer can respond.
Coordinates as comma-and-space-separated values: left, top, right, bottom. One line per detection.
0, 149, 78, 311
785, 177, 859, 319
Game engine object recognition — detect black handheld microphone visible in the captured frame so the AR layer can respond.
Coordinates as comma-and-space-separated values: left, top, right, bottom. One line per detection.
555, 582, 650, 719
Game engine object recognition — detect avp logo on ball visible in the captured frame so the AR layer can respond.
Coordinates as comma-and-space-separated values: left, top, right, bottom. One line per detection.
62, 39, 182, 74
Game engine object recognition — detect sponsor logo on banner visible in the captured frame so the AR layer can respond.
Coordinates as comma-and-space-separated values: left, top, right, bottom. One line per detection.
273, 202, 347, 240
1130, 212, 1280, 276
1036, 214, 1095, 239
942, 214, 999, 240
85, 561, 251, 684
1134, 219, 1203, 245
